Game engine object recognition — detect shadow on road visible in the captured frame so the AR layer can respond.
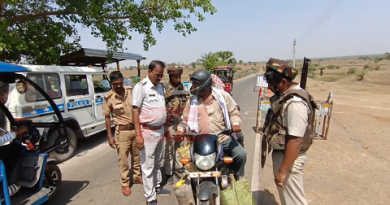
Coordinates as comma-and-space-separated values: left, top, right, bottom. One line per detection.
46, 180, 90, 205
72, 128, 113, 158
253, 189, 279, 205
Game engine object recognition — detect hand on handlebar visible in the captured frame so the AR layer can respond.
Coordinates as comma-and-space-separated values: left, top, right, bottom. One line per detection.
13, 126, 29, 141
232, 125, 241, 133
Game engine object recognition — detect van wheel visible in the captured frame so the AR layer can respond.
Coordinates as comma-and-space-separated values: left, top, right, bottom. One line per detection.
44, 127, 77, 164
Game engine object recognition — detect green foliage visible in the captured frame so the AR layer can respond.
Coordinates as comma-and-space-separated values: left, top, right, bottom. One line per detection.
356, 70, 366, 81
0, 0, 217, 64
197, 51, 236, 72
347, 67, 357, 74
364, 64, 370, 69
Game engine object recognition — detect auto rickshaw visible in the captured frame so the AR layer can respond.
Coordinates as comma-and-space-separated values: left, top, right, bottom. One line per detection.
0, 62, 68, 204
212, 66, 234, 95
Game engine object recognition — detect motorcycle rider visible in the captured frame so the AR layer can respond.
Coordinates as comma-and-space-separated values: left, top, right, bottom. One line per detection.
177, 69, 247, 180
211, 74, 245, 147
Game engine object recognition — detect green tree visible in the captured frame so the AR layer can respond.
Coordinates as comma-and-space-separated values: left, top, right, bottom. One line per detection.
191, 62, 196, 69
0, 0, 217, 64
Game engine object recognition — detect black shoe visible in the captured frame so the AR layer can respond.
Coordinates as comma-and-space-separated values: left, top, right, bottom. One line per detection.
146, 200, 157, 205
156, 187, 171, 196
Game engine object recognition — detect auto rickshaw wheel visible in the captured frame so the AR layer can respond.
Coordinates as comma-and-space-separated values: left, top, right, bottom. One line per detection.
43, 163, 62, 201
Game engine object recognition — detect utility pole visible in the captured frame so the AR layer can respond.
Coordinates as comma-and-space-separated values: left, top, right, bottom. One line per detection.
292, 39, 296, 68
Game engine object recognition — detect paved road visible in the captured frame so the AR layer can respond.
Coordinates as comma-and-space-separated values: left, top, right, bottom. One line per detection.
48, 75, 261, 205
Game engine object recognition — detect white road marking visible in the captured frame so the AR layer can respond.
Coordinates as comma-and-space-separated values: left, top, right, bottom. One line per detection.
251, 133, 262, 204
241, 117, 257, 120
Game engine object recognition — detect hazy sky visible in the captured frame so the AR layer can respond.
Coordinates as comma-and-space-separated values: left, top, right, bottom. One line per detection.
76, 0, 390, 67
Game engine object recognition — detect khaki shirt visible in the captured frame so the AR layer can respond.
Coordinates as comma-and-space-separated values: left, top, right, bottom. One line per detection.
102, 86, 133, 126
178, 90, 241, 142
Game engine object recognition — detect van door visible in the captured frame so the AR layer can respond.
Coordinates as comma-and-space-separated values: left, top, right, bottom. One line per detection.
91, 74, 111, 122
64, 74, 94, 126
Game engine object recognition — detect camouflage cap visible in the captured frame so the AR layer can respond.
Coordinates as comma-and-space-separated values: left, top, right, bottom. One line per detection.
266, 58, 298, 80
167, 66, 184, 75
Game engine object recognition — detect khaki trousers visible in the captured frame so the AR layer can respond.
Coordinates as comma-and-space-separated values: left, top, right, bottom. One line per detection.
272, 152, 308, 205
114, 129, 142, 186
164, 125, 184, 176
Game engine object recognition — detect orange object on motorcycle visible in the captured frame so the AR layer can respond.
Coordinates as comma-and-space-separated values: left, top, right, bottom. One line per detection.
223, 157, 233, 164
180, 158, 191, 165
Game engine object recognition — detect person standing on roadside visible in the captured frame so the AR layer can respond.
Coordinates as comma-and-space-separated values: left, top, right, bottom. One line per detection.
162, 66, 189, 185
103, 71, 142, 196
262, 58, 317, 205
132, 60, 171, 205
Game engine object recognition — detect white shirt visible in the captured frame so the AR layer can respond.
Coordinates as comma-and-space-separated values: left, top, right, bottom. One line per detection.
132, 76, 167, 126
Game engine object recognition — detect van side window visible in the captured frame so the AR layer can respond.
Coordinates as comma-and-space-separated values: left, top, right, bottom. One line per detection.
64, 75, 89, 96
25, 73, 62, 102
92, 74, 111, 93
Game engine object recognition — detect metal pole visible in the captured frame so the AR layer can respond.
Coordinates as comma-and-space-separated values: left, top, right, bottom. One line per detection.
300, 57, 311, 89
137, 60, 141, 77
292, 39, 296, 68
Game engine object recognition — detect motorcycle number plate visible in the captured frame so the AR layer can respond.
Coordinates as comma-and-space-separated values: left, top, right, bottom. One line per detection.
189, 171, 222, 178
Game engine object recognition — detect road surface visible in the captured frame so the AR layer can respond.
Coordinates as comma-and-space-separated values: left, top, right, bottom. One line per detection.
48, 74, 263, 205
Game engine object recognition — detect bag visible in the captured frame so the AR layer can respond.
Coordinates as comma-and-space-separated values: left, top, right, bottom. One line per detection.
220, 176, 256, 205
177, 142, 197, 172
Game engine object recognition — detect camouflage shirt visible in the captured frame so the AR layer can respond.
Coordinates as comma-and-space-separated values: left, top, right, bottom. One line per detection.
163, 82, 189, 121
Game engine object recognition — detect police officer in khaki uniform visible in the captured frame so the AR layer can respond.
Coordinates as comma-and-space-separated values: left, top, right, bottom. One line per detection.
162, 66, 189, 185
261, 58, 317, 205
103, 71, 142, 196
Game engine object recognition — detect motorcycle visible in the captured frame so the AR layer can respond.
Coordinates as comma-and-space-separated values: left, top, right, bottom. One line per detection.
0, 62, 68, 204
174, 128, 235, 205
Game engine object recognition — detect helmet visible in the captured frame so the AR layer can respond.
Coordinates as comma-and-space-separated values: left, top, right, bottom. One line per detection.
190, 69, 212, 95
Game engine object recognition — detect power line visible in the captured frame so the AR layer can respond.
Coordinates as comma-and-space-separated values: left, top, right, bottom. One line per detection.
298, 0, 336, 40
299, 0, 345, 41
302, 0, 345, 40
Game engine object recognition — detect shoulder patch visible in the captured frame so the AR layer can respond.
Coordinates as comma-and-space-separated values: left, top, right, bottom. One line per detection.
124, 86, 132, 91
104, 90, 114, 98
137, 81, 147, 86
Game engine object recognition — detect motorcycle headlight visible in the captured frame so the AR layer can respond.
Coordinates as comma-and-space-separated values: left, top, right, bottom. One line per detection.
194, 152, 216, 171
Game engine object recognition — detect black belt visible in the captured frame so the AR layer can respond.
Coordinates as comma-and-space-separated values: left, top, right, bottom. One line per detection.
142, 124, 161, 130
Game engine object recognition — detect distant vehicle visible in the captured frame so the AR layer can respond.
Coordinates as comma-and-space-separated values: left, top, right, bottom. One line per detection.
213, 66, 234, 95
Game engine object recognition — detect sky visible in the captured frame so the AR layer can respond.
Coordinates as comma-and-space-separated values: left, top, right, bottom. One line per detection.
76, 0, 390, 67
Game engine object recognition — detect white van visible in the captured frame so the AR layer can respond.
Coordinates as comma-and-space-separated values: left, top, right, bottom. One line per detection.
2, 65, 114, 163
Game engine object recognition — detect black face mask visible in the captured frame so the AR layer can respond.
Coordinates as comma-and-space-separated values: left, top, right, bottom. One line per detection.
273, 84, 281, 96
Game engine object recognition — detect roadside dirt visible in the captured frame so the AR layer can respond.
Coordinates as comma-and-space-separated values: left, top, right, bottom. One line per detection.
260, 59, 390, 205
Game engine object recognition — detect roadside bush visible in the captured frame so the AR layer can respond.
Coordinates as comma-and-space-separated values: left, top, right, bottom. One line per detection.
364, 64, 370, 69
356, 70, 367, 81
347, 68, 357, 74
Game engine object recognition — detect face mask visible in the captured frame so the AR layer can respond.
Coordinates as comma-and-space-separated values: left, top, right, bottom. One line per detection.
273, 84, 281, 96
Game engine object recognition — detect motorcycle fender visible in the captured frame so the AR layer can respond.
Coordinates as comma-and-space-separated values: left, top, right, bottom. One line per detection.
46, 158, 56, 164
196, 181, 219, 201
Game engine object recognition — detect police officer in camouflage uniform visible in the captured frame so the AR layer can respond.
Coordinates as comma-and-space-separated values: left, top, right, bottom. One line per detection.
163, 66, 189, 185
261, 58, 317, 205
